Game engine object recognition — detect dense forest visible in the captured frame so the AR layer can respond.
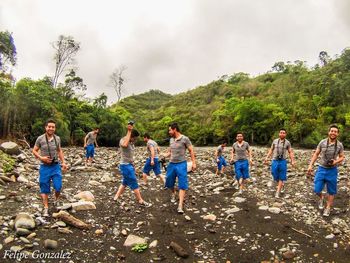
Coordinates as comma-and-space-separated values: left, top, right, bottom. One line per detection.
1, 30, 350, 147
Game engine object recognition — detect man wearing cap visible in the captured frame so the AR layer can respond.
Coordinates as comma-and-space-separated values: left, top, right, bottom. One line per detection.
32, 119, 68, 217
113, 123, 151, 207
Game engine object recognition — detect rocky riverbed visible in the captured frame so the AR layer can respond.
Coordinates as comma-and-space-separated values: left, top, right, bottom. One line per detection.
0, 145, 350, 262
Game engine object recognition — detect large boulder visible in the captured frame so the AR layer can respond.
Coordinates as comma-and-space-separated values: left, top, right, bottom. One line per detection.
14, 213, 36, 230
71, 201, 96, 211
0, 142, 20, 155
74, 191, 95, 201
123, 234, 147, 247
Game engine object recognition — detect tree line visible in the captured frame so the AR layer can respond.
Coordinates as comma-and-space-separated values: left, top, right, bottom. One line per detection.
1, 30, 350, 147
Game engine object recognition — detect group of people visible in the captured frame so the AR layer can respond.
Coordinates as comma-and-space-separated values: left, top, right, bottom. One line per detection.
214, 124, 344, 217
32, 120, 344, 218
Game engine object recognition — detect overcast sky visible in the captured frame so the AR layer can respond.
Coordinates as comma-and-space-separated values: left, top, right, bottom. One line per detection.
1, 0, 349, 103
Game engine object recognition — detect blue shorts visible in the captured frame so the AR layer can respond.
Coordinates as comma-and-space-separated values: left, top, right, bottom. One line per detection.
271, 159, 287, 182
165, 161, 188, 190
143, 158, 161, 176
234, 159, 249, 180
217, 156, 227, 170
39, 164, 62, 194
314, 166, 338, 195
120, 164, 139, 190
86, 144, 95, 158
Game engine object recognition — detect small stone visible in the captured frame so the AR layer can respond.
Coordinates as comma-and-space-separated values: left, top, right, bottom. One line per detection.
4, 236, 15, 244
282, 250, 295, 259
123, 234, 146, 247
268, 207, 281, 214
121, 229, 128, 236
326, 234, 335, 239
44, 239, 58, 249
27, 233, 37, 239
334, 243, 338, 249
203, 214, 216, 221
185, 215, 191, 221
149, 240, 158, 248
16, 228, 31, 236
56, 221, 66, 227
95, 229, 104, 235
258, 205, 269, 211
19, 237, 31, 244
14, 213, 36, 230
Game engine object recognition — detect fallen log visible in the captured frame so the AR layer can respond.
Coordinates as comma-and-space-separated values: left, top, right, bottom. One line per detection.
52, 210, 90, 230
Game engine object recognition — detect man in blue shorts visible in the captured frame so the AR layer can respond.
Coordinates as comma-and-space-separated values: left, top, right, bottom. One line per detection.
32, 119, 68, 217
264, 128, 295, 198
142, 133, 165, 186
307, 124, 344, 217
230, 132, 254, 195
165, 123, 196, 214
84, 128, 99, 166
215, 140, 228, 176
113, 123, 151, 207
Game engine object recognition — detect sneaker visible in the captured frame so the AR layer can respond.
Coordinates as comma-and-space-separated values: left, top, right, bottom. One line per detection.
170, 195, 176, 203
280, 184, 285, 193
139, 201, 152, 208
177, 207, 184, 214
238, 189, 243, 195
275, 191, 280, 198
43, 208, 49, 217
318, 198, 325, 210
323, 207, 331, 217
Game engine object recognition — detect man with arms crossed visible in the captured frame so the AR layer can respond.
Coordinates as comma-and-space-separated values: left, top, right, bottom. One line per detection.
264, 128, 296, 198
165, 123, 196, 214
307, 124, 345, 217
84, 128, 99, 166
142, 133, 165, 186
32, 119, 68, 217
113, 123, 151, 207
230, 132, 253, 195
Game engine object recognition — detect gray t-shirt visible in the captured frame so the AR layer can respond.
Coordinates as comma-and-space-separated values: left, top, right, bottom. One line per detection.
119, 137, 135, 164
35, 134, 61, 161
86, 131, 97, 145
217, 145, 224, 157
271, 139, 291, 160
147, 139, 159, 158
169, 135, 192, 163
232, 141, 250, 161
317, 139, 344, 167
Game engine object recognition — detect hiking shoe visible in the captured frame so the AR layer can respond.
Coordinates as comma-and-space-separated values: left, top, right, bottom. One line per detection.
239, 189, 243, 195
323, 207, 331, 217
177, 207, 184, 214
318, 198, 325, 210
170, 195, 176, 203
43, 208, 49, 217
139, 201, 152, 208
280, 184, 285, 193
275, 191, 280, 198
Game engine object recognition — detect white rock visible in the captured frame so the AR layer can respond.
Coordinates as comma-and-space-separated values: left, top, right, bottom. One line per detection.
123, 234, 146, 247
233, 197, 246, 203
149, 240, 158, 248
71, 201, 96, 211
325, 234, 335, 239
225, 207, 240, 214
259, 206, 269, 211
74, 191, 95, 201
268, 207, 281, 214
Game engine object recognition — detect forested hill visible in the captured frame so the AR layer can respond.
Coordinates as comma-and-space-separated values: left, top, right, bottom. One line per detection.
1, 47, 350, 147
112, 48, 350, 147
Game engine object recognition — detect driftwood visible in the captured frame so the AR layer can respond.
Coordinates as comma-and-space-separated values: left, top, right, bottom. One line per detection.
52, 210, 90, 230
169, 241, 189, 258
291, 227, 312, 238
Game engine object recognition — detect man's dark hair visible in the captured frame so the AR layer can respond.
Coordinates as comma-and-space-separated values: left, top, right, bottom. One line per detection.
94, 127, 100, 131
280, 128, 287, 132
45, 119, 56, 127
131, 129, 140, 138
328, 124, 339, 132
221, 139, 228, 145
236, 131, 244, 136
143, 133, 151, 139
169, 123, 180, 132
